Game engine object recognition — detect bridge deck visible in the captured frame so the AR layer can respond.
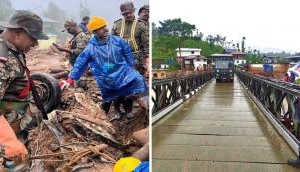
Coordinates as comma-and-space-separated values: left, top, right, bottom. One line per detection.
152, 78, 299, 171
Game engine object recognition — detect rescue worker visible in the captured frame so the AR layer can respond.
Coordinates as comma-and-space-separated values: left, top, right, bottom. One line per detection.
78, 16, 90, 33
111, 1, 149, 76
63, 16, 148, 120
0, 10, 48, 169
138, 5, 149, 26
54, 20, 88, 67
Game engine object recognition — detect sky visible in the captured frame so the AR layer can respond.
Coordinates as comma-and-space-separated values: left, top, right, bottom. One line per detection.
10, 0, 148, 27
151, 0, 300, 54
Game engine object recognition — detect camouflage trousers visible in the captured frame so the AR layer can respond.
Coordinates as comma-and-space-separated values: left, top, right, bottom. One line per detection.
134, 54, 146, 76
4, 103, 43, 133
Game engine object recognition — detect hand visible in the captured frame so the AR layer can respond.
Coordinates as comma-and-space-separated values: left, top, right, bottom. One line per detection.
53, 43, 66, 52
58, 78, 74, 90
66, 78, 74, 85
56, 46, 65, 52
0, 116, 28, 161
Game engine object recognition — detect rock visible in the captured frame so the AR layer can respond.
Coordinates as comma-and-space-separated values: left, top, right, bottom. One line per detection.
132, 127, 149, 145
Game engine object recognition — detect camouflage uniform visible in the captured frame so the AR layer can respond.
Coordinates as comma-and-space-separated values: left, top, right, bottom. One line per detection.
0, 10, 48, 134
111, 18, 149, 75
138, 5, 149, 26
67, 32, 88, 66
0, 36, 42, 133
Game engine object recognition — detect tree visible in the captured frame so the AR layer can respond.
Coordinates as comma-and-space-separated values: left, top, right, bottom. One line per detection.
198, 32, 204, 41
206, 34, 215, 45
44, 1, 66, 35
0, 0, 13, 21
158, 18, 196, 37
214, 34, 222, 45
152, 22, 159, 37
220, 36, 226, 47
44, 1, 66, 22
79, 1, 90, 19
241, 36, 246, 52
194, 29, 204, 41
236, 43, 240, 51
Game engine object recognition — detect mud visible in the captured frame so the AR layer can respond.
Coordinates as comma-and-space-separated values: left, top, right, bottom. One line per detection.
26, 47, 149, 171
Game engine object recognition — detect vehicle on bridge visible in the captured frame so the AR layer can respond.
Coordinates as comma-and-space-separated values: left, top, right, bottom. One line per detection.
210, 54, 234, 82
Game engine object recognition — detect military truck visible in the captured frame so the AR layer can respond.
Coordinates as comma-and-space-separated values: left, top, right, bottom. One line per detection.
210, 54, 234, 82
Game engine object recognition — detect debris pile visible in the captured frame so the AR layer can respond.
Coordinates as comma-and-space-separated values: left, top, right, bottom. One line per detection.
25, 47, 149, 171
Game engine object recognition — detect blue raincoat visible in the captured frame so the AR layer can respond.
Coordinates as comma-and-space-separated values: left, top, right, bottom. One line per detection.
134, 161, 149, 172
69, 34, 148, 102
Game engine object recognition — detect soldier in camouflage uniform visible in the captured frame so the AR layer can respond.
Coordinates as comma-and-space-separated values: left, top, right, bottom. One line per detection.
111, 1, 149, 76
138, 5, 149, 26
55, 20, 88, 67
0, 10, 48, 167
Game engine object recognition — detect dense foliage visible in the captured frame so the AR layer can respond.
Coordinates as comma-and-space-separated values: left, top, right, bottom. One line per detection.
152, 36, 223, 60
152, 19, 224, 68
152, 18, 291, 66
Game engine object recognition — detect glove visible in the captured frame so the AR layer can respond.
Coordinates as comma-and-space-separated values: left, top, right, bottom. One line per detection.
0, 116, 28, 161
58, 78, 74, 90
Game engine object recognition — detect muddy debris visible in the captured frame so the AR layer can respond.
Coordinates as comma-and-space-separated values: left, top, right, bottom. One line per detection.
26, 48, 149, 171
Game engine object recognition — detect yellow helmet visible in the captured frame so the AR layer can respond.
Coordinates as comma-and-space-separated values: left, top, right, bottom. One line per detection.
113, 157, 141, 172
87, 16, 107, 31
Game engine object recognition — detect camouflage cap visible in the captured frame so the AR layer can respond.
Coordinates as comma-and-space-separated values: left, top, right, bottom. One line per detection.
138, 5, 149, 14
0, 10, 48, 40
120, 1, 135, 15
62, 20, 77, 32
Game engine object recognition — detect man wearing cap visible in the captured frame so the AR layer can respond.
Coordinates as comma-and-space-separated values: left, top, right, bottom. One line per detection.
0, 10, 48, 168
65, 16, 148, 120
54, 20, 88, 67
111, 1, 149, 77
138, 5, 149, 26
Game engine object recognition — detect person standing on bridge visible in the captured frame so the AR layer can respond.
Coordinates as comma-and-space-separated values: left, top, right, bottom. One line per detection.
63, 16, 148, 120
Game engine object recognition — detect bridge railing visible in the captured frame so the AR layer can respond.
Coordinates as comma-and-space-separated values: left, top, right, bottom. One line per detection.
236, 70, 300, 153
152, 71, 214, 117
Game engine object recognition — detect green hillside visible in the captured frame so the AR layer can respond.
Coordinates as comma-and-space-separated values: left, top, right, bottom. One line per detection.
152, 36, 224, 61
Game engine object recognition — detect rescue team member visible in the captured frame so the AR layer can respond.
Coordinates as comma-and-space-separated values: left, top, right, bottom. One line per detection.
78, 16, 90, 34
0, 10, 48, 168
54, 20, 88, 67
54, 20, 88, 88
111, 1, 149, 76
62, 16, 148, 119
138, 5, 149, 26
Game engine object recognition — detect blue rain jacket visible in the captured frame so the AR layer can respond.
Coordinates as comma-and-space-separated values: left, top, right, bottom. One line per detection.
69, 34, 148, 102
134, 161, 149, 172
